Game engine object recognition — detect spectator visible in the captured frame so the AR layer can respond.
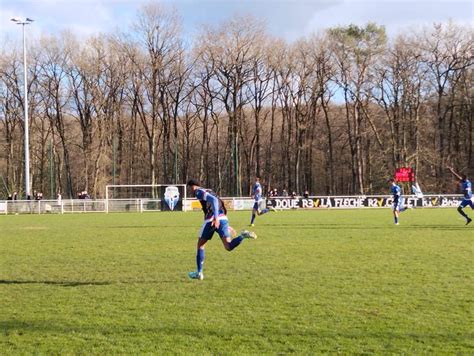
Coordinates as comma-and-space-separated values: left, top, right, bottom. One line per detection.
13, 192, 18, 200
57, 192, 62, 204
303, 190, 309, 199
282, 189, 288, 197
273, 188, 279, 197
7, 194, 12, 200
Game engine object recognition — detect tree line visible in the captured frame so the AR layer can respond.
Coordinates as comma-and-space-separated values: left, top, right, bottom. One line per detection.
1, 3, 472, 199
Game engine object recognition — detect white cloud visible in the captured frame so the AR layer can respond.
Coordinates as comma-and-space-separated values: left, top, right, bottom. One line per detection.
1, 0, 472, 45
304, 0, 473, 37
1, 0, 123, 43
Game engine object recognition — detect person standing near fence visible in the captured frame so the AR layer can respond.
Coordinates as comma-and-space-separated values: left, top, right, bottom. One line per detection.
187, 179, 257, 280
250, 176, 275, 227
389, 178, 408, 225
447, 167, 472, 225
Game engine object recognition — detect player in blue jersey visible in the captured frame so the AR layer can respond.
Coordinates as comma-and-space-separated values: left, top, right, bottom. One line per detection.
389, 178, 408, 225
187, 179, 257, 280
250, 176, 275, 226
448, 167, 473, 225
250, 176, 269, 226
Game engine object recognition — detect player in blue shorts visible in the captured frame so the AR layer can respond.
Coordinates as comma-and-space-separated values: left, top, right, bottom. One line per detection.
389, 178, 408, 225
187, 179, 257, 280
448, 167, 473, 225
250, 176, 275, 226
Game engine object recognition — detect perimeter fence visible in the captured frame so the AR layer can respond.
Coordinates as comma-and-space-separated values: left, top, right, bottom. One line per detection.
0, 194, 465, 215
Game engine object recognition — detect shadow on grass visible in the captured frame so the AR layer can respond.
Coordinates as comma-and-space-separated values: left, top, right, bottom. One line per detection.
0, 280, 111, 287
100, 225, 196, 229
0, 279, 179, 286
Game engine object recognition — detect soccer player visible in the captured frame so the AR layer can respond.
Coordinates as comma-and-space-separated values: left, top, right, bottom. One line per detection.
389, 178, 407, 225
187, 179, 257, 280
250, 176, 274, 226
447, 167, 473, 225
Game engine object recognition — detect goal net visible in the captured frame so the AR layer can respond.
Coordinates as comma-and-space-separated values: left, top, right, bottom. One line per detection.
105, 184, 187, 213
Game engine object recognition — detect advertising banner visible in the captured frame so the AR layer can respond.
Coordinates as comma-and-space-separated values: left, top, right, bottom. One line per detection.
266, 195, 465, 210
232, 199, 256, 211
185, 198, 255, 212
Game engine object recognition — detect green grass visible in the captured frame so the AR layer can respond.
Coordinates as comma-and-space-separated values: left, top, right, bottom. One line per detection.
0, 209, 472, 354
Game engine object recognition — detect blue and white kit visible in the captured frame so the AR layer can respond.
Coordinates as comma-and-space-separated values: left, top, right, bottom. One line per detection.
391, 184, 404, 211
195, 188, 230, 240
459, 179, 473, 209
252, 182, 264, 211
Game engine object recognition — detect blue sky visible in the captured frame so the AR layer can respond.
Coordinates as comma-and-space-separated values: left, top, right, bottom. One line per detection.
1, 0, 473, 44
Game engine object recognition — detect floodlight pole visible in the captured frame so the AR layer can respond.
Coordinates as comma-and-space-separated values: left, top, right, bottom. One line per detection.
11, 17, 34, 198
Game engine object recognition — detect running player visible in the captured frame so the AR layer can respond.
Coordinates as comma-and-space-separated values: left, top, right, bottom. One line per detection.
250, 176, 274, 226
389, 178, 407, 225
447, 167, 473, 225
187, 179, 257, 280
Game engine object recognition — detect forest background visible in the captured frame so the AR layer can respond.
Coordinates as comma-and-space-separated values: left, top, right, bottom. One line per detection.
1, 3, 472, 198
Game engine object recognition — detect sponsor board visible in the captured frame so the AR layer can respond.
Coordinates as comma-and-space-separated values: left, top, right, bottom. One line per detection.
233, 199, 259, 210
187, 198, 254, 211
186, 198, 254, 212
266, 195, 464, 210
184, 195, 464, 211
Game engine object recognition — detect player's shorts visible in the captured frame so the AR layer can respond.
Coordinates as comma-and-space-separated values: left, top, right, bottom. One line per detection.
199, 218, 230, 240
459, 198, 474, 209
253, 200, 265, 211
392, 197, 404, 211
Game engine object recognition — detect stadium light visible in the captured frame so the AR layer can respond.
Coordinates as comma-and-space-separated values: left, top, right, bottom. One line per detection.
11, 17, 34, 199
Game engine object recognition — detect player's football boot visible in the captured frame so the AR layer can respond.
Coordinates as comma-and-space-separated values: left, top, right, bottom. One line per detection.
240, 230, 257, 239
250, 224, 255, 227
466, 218, 472, 226
269, 206, 278, 212
188, 271, 204, 280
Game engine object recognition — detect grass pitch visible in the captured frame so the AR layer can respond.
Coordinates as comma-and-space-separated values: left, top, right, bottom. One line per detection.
0, 209, 472, 354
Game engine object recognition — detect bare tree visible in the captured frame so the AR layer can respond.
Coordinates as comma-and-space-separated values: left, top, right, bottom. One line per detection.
1, 16, 472, 199
37, 34, 75, 197
328, 23, 387, 194
128, 2, 182, 186
420, 23, 473, 185
373, 34, 427, 182
199, 16, 265, 195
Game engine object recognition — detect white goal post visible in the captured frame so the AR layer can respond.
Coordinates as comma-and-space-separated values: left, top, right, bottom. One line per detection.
105, 184, 187, 213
